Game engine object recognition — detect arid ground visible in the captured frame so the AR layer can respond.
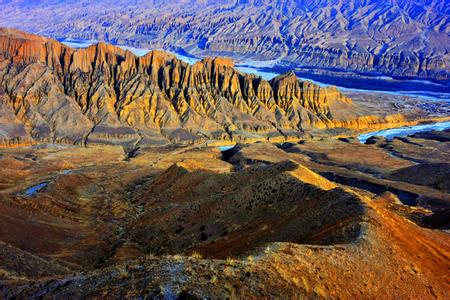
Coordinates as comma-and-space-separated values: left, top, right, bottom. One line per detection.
0, 127, 449, 298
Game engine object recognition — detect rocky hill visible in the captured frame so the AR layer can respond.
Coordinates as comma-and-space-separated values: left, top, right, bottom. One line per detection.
0, 141, 449, 298
0, 0, 448, 81
0, 28, 369, 148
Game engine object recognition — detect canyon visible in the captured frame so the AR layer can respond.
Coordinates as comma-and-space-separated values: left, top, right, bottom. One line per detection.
0, 28, 449, 298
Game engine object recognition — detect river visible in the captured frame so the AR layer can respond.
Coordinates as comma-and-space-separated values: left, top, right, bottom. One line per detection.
357, 121, 450, 143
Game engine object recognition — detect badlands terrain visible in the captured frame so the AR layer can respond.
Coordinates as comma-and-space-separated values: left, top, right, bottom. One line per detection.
0, 28, 449, 298
0, 28, 449, 149
0, 131, 449, 298
0, 0, 449, 81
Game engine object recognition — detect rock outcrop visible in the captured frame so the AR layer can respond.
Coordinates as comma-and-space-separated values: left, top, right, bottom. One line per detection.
0, 28, 366, 147
1, 29, 430, 147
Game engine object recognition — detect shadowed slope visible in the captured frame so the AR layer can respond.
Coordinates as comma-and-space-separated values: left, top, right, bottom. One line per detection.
0, 142, 449, 298
130, 160, 366, 258
0, 148, 448, 299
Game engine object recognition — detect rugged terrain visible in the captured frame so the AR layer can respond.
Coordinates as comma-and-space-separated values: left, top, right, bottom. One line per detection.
0, 25, 449, 299
1, 28, 448, 150
0, 0, 448, 81
0, 128, 449, 298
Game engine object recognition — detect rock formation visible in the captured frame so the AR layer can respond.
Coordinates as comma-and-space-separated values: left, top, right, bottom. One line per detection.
1, 28, 442, 148
0, 28, 368, 147
0, 0, 448, 80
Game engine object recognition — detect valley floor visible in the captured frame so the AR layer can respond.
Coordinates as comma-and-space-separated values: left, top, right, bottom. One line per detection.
0, 127, 449, 298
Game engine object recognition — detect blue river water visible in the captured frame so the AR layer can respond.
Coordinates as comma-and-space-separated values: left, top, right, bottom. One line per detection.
357, 121, 450, 143
23, 182, 48, 197
218, 145, 236, 151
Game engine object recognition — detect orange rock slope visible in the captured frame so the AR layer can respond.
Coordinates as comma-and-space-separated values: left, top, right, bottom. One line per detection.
0, 28, 422, 148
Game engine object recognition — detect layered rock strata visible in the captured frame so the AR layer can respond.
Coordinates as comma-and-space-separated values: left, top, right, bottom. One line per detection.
0, 28, 413, 147
0, 0, 447, 80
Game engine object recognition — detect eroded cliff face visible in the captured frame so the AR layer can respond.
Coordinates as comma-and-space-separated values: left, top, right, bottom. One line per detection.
1, 0, 447, 81
0, 29, 408, 147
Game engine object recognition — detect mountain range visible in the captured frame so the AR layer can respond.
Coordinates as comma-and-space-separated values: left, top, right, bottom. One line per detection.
1, 28, 398, 148
0, 4, 449, 297
0, 0, 448, 81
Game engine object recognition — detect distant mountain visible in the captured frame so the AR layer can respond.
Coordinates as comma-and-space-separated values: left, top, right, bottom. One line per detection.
0, 0, 448, 81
